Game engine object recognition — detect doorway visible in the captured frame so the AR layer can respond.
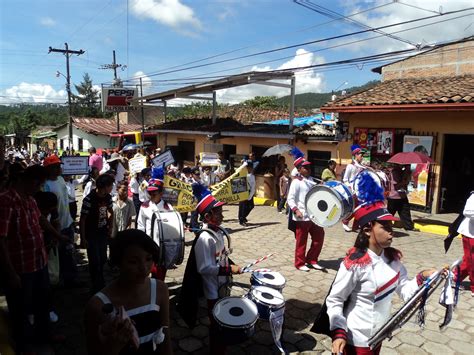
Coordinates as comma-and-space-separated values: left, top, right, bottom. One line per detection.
440, 134, 474, 212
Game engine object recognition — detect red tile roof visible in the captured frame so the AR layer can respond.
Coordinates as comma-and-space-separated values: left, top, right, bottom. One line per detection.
71, 117, 142, 135
323, 75, 474, 109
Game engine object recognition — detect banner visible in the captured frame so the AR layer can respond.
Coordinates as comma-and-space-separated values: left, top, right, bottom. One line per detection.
128, 155, 147, 174
163, 175, 196, 213
61, 156, 89, 175
210, 164, 249, 204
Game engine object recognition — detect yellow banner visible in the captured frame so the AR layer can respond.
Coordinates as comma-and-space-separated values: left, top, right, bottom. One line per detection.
210, 164, 249, 204
162, 164, 250, 212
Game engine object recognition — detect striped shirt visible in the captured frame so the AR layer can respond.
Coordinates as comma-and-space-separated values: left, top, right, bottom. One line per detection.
0, 189, 47, 273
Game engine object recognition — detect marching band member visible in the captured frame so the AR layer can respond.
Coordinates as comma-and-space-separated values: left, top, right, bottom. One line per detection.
342, 145, 367, 232
178, 183, 241, 355
324, 172, 438, 355
137, 167, 176, 281
287, 147, 325, 272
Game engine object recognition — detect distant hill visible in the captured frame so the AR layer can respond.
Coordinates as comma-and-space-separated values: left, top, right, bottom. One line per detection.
275, 80, 379, 109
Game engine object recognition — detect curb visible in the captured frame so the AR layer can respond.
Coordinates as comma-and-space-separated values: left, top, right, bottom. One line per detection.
254, 197, 277, 207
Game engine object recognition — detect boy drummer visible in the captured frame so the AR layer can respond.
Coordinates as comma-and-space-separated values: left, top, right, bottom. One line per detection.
178, 184, 241, 354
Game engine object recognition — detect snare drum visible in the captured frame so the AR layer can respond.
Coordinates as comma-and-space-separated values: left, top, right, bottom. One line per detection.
251, 271, 286, 292
151, 210, 185, 268
248, 286, 285, 321
305, 181, 354, 227
212, 296, 258, 345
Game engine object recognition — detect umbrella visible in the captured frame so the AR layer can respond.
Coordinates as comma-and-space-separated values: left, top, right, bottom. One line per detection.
122, 143, 140, 151
262, 144, 294, 157
141, 141, 153, 147
387, 151, 434, 165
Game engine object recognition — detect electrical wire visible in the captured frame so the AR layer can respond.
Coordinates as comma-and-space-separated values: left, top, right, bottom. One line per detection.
395, 1, 442, 15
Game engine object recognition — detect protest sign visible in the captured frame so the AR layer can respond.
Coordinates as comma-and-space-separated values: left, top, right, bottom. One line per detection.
128, 155, 147, 174
200, 152, 220, 167
61, 156, 89, 175
210, 163, 249, 203
152, 150, 175, 168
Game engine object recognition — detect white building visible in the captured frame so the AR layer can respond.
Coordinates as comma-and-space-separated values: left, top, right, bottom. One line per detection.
54, 117, 142, 153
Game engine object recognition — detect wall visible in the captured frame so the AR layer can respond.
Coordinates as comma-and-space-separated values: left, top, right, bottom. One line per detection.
338, 110, 474, 212
56, 126, 110, 152
381, 40, 474, 81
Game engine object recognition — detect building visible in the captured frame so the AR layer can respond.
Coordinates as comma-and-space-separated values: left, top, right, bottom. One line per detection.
321, 37, 474, 213
54, 117, 142, 153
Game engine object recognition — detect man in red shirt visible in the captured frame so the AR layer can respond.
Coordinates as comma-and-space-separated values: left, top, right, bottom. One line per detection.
0, 164, 51, 351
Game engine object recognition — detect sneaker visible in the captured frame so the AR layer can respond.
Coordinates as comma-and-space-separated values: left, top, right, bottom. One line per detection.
471, 292, 474, 298
308, 263, 325, 270
298, 265, 310, 272
342, 223, 352, 232
279, 211, 284, 214
49, 311, 59, 323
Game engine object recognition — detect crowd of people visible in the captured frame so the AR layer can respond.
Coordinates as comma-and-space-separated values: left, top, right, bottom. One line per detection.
0, 137, 473, 355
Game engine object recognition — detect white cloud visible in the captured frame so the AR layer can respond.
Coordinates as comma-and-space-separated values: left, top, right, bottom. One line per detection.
129, 71, 154, 95
39, 17, 56, 27
130, 0, 202, 35
215, 49, 326, 104
0, 83, 67, 104
336, 0, 474, 53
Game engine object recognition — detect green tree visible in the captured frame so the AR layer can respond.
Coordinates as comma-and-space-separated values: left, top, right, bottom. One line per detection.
72, 73, 102, 117
241, 96, 279, 109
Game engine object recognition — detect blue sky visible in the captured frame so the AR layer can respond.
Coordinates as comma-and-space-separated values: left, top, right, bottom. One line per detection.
0, 0, 472, 105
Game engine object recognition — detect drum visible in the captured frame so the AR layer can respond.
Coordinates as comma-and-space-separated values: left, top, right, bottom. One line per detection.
151, 210, 185, 268
250, 271, 286, 292
351, 170, 383, 201
248, 286, 285, 321
212, 296, 258, 345
305, 181, 354, 227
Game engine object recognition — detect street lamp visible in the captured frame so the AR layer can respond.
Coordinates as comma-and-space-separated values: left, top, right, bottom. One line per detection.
55, 70, 73, 152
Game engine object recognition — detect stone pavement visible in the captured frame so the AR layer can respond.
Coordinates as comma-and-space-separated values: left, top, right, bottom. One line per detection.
1, 204, 473, 354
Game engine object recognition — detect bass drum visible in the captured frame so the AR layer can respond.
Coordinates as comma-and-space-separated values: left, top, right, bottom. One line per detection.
151, 210, 185, 268
305, 181, 354, 228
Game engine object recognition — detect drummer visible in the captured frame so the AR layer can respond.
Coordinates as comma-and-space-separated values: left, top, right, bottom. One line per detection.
342, 145, 367, 232
137, 167, 176, 281
287, 148, 325, 272
178, 183, 241, 355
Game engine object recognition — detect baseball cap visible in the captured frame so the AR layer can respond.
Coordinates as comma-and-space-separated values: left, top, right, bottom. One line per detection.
43, 155, 62, 167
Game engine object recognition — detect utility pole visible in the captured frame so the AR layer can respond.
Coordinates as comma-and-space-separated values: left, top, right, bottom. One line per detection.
49, 43, 84, 152
100, 50, 125, 131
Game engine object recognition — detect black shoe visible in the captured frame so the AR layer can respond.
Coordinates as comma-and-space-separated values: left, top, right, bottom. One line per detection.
239, 222, 248, 227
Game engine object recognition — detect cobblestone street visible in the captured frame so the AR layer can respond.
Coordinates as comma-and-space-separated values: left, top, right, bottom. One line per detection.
2, 204, 472, 354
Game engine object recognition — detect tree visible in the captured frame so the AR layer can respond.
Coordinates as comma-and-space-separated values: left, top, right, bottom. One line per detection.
72, 73, 102, 117
241, 96, 279, 109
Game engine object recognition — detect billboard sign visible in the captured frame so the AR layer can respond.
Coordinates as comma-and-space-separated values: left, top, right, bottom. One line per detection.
101, 87, 138, 112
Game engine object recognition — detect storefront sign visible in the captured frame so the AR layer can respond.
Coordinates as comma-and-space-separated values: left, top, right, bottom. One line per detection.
408, 163, 430, 206
101, 87, 138, 112
403, 135, 433, 157
152, 150, 174, 168
61, 156, 89, 175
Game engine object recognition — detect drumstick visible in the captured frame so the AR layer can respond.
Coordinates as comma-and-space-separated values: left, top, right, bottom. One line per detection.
242, 253, 274, 272
241, 268, 272, 274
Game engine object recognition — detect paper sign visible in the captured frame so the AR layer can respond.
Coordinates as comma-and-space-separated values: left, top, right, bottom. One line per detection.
128, 156, 147, 174
61, 156, 89, 175
200, 152, 220, 167
152, 150, 175, 168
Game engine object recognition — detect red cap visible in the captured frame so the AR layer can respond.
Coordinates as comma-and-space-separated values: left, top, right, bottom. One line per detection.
294, 157, 311, 168
196, 194, 225, 214
43, 155, 62, 167
147, 178, 164, 191
353, 201, 399, 228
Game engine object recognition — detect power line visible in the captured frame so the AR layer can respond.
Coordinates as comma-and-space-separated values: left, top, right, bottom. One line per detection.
395, 1, 442, 15
115, 7, 473, 83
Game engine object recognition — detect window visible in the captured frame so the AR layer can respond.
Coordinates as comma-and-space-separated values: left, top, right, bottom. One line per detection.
78, 138, 83, 152
307, 150, 331, 179
178, 140, 195, 163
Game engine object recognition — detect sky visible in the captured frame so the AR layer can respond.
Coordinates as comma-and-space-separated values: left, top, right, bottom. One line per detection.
0, 0, 473, 106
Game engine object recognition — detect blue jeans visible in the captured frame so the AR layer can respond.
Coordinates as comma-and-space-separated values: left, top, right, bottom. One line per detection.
87, 233, 108, 292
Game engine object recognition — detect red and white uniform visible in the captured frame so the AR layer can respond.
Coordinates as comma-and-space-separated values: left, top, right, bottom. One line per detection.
326, 248, 420, 347
456, 193, 474, 292
343, 161, 366, 188
137, 199, 174, 247
287, 175, 316, 221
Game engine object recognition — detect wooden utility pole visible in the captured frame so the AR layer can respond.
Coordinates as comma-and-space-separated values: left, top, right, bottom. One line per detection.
100, 50, 125, 131
49, 43, 84, 151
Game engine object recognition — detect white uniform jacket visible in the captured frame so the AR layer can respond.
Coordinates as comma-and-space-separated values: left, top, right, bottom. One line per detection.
457, 192, 474, 238
137, 199, 174, 246
326, 247, 420, 347
195, 224, 231, 300
287, 175, 316, 222
343, 162, 365, 187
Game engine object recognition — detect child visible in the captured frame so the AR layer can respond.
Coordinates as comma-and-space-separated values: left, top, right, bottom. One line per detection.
63, 174, 87, 221
80, 174, 115, 293
178, 183, 241, 354
111, 181, 136, 239
278, 168, 290, 214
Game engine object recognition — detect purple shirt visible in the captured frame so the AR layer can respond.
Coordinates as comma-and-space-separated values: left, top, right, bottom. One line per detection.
89, 154, 103, 171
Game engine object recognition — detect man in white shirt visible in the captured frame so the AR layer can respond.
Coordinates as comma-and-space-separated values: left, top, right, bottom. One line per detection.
238, 161, 256, 227
287, 156, 325, 272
